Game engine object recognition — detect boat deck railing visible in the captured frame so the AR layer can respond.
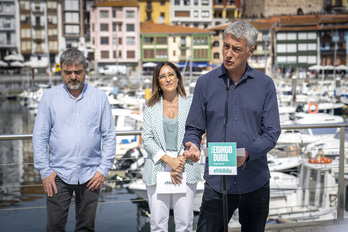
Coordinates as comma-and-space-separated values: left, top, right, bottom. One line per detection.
0, 124, 347, 231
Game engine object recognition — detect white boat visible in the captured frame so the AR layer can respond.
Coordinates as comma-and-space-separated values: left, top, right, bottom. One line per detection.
267, 154, 303, 172
277, 112, 344, 150
229, 158, 348, 228
304, 128, 348, 159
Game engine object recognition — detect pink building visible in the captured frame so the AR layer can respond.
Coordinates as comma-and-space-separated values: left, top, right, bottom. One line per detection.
90, 0, 140, 74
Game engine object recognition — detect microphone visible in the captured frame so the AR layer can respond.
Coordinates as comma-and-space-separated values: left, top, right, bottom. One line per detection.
226, 78, 230, 90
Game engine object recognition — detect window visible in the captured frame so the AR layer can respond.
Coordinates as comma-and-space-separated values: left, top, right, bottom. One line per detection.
160, 12, 165, 19
181, 49, 186, 56
20, 1, 30, 10
126, 11, 135, 18
194, 0, 199, 6
114, 50, 122, 58
65, 25, 79, 34
156, 37, 167, 44
181, 37, 186, 46
144, 49, 154, 59
20, 15, 30, 24
65, 12, 79, 23
193, 36, 208, 45
156, 49, 167, 58
112, 9, 116, 18
298, 32, 307, 40
308, 32, 316, 40
175, 11, 190, 17
194, 11, 198, 17
64, 0, 79, 10
298, 43, 307, 51
126, 24, 135, 32
202, 0, 209, 5
160, 1, 165, 6
48, 41, 58, 50
101, 51, 109, 59
308, 56, 316, 64
287, 44, 297, 52
277, 56, 286, 63
287, 56, 296, 63
201, 11, 209, 18
193, 49, 208, 59
184, 0, 191, 6
100, 24, 109, 31
214, 52, 219, 59
47, 1, 57, 9
298, 56, 307, 63
48, 28, 58, 36
287, 33, 296, 40
174, 0, 180, 5
277, 44, 286, 52
127, 50, 135, 59
100, 11, 109, 18
126, 37, 135, 45
308, 43, 316, 51
101, 37, 109, 45
47, 15, 57, 24
213, 41, 219, 47
21, 41, 31, 51
21, 28, 31, 38
144, 37, 154, 44
277, 33, 286, 40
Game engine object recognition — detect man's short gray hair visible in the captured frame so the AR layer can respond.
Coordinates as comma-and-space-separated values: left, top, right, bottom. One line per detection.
60, 48, 87, 71
223, 21, 259, 51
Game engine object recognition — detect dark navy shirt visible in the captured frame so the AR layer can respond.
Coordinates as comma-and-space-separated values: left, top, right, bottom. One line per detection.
184, 64, 281, 194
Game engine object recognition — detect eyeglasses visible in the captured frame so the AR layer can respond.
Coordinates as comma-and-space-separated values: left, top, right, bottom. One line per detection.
63, 70, 84, 76
158, 72, 176, 81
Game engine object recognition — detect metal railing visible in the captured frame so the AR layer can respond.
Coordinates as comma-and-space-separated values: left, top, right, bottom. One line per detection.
0, 123, 347, 225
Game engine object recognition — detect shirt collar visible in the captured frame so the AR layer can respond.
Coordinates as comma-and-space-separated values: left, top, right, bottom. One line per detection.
218, 63, 257, 84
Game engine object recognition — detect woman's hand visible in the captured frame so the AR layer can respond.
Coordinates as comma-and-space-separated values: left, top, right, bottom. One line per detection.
167, 155, 186, 172
170, 170, 183, 185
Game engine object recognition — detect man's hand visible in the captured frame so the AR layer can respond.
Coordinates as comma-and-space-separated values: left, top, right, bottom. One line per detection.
42, 172, 57, 197
237, 156, 247, 167
183, 142, 200, 162
87, 171, 105, 191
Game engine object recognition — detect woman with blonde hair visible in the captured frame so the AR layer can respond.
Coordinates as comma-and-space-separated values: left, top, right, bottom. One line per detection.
142, 62, 201, 231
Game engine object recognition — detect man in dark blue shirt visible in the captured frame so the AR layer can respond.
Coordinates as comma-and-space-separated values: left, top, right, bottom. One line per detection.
183, 21, 281, 232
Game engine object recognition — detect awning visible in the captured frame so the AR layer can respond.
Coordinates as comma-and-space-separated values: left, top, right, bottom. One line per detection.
174, 62, 211, 68
142, 62, 157, 68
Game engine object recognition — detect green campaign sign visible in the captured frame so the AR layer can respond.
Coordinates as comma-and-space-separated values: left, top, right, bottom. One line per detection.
208, 142, 237, 175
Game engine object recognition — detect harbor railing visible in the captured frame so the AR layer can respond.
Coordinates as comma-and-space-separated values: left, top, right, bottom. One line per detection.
0, 124, 347, 231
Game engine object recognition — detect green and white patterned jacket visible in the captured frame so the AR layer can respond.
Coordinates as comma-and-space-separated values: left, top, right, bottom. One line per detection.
142, 95, 201, 186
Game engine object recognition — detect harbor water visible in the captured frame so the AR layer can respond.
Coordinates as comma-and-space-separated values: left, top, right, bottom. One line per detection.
0, 99, 199, 231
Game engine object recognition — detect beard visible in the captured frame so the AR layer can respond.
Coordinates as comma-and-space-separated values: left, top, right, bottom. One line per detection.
65, 79, 83, 90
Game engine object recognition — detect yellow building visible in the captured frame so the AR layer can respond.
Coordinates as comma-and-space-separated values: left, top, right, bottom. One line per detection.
138, 0, 170, 24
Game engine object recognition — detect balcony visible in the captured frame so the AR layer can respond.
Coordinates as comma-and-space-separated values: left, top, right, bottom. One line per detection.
32, 24, 45, 30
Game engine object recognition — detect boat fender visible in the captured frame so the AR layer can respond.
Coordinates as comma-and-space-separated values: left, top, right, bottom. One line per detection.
308, 157, 333, 164
308, 102, 319, 114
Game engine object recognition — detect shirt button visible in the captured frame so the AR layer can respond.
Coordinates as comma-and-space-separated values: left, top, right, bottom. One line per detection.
234, 101, 237, 105
78, 165, 80, 168
77, 153, 80, 156
77, 126, 79, 129
234, 134, 238, 137
76, 113, 78, 116
233, 182, 237, 185
234, 118, 237, 121
77, 139, 80, 142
